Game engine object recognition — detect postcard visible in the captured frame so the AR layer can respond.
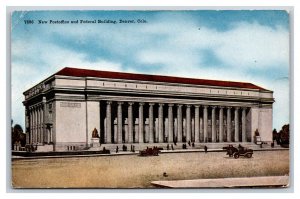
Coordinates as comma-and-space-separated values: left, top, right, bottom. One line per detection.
11, 9, 290, 188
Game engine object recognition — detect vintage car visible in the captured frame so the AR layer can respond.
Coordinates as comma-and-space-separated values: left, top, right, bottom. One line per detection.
139, 147, 161, 156
224, 145, 253, 159
233, 146, 253, 159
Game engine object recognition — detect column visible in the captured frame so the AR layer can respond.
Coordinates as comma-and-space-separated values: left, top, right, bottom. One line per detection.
149, 103, 154, 143
227, 107, 232, 142
30, 108, 33, 144
117, 102, 123, 144
195, 105, 200, 143
33, 107, 36, 143
242, 107, 247, 142
40, 106, 44, 143
138, 102, 144, 143
106, 101, 112, 143
50, 127, 53, 143
36, 107, 40, 143
203, 105, 208, 142
186, 105, 191, 143
168, 104, 174, 143
158, 103, 164, 143
219, 106, 224, 142
39, 107, 42, 143
234, 107, 239, 142
128, 102, 133, 143
42, 97, 47, 144
35, 107, 38, 143
177, 104, 183, 143
212, 106, 216, 143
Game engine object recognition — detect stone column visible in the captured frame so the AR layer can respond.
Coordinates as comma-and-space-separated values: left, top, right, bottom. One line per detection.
194, 105, 200, 143
39, 107, 42, 143
227, 107, 232, 142
139, 102, 144, 143
35, 107, 38, 143
200, 117, 203, 142
36, 107, 40, 143
42, 97, 47, 144
29, 108, 33, 144
149, 103, 154, 143
40, 106, 44, 143
168, 104, 174, 143
128, 102, 134, 143
212, 106, 216, 143
203, 105, 208, 142
219, 106, 224, 142
234, 107, 239, 142
117, 102, 123, 143
106, 101, 112, 143
33, 107, 36, 143
158, 103, 164, 143
186, 105, 191, 143
242, 107, 247, 142
177, 104, 183, 143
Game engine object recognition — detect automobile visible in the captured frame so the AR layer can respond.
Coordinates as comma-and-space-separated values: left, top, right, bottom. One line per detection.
233, 145, 253, 159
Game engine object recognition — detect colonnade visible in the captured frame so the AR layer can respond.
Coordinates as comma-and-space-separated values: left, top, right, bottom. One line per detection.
102, 101, 249, 144
28, 100, 52, 144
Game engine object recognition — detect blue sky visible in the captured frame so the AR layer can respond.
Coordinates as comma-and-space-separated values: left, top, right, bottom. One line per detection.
11, 10, 290, 130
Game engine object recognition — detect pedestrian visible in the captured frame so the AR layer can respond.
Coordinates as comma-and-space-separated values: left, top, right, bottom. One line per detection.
167, 144, 169, 150
171, 144, 174, 150
116, 146, 119, 153
204, 145, 208, 153
192, 142, 195, 148
188, 141, 191, 146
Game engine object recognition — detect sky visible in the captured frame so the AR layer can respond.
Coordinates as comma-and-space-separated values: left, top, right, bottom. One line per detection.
11, 10, 290, 131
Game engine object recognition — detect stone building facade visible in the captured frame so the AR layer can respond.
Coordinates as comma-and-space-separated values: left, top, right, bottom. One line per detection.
23, 67, 274, 151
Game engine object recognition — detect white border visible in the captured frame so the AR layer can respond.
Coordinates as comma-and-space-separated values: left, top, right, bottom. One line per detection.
2, 0, 299, 198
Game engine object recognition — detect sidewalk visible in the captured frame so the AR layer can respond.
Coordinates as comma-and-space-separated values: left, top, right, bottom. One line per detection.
12, 146, 288, 160
151, 176, 289, 188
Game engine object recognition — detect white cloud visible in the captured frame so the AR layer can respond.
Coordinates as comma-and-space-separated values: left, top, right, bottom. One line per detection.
215, 23, 289, 69
11, 12, 290, 130
11, 40, 122, 128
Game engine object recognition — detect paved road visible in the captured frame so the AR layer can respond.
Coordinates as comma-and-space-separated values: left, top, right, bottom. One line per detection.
12, 150, 289, 188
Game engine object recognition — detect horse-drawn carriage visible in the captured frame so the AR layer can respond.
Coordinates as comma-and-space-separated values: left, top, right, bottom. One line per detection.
224, 145, 253, 159
139, 147, 161, 156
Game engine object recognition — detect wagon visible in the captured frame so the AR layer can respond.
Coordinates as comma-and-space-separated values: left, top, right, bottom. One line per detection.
139, 147, 160, 156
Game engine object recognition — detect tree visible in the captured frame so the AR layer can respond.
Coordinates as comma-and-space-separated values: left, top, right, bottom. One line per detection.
11, 123, 26, 149
279, 124, 289, 147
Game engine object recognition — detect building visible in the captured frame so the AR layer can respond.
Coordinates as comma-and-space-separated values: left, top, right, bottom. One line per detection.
23, 67, 274, 151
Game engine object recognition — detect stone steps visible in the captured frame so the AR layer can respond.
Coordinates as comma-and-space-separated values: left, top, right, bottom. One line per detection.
88, 142, 279, 152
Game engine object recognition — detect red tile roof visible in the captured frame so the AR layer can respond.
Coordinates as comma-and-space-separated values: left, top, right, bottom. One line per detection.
55, 67, 268, 91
